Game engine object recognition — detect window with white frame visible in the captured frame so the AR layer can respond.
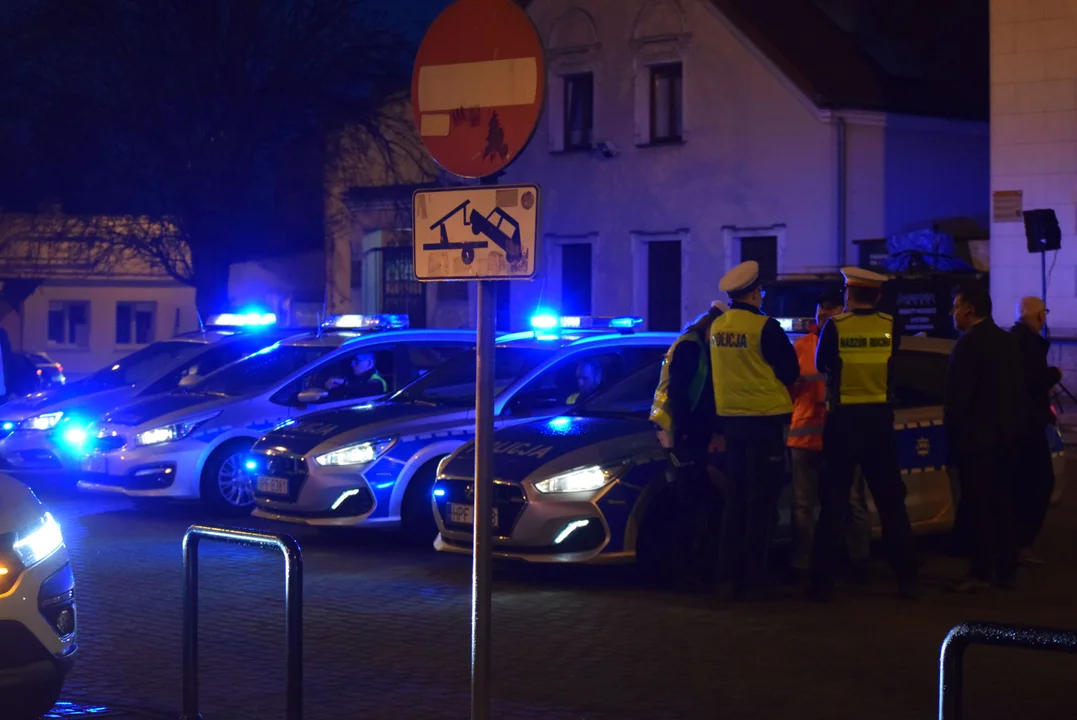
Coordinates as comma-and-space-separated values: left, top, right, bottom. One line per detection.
563, 73, 594, 150
116, 301, 156, 345
649, 63, 683, 144
47, 301, 90, 348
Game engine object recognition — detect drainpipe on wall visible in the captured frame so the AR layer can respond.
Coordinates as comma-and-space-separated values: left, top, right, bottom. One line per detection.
836, 116, 847, 267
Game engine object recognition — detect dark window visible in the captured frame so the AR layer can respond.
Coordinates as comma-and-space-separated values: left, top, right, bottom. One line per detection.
891, 350, 948, 409
650, 63, 683, 144
647, 241, 682, 331
47, 301, 90, 347
116, 302, 155, 345
563, 73, 594, 150
350, 258, 362, 289
740, 236, 778, 284
402, 342, 473, 382
395, 346, 555, 406
140, 336, 283, 397
561, 243, 593, 315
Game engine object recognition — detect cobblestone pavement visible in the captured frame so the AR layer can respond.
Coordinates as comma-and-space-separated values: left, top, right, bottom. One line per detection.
25, 465, 1077, 720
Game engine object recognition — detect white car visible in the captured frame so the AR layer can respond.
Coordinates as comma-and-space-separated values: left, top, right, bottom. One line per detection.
0, 319, 295, 482
0, 474, 75, 720
78, 317, 477, 512
248, 316, 675, 541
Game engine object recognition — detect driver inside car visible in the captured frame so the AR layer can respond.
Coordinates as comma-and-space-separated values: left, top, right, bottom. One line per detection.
324, 352, 388, 400
567, 358, 604, 405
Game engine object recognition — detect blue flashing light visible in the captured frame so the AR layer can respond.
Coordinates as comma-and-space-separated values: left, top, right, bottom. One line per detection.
374, 481, 395, 490
1, 422, 13, 432
62, 427, 87, 447
244, 459, 258, 471
207, 311, 277, 328
608, 316, 643, 329
433, 488, 446, 498
548, 416, 572, 430
322, 314, 409, 331
529, 314, 558, 330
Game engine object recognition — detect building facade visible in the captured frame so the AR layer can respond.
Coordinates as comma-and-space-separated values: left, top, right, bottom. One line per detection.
0, 212, 198, 378
990, 0, 1077, 329
489, 0, 989, 331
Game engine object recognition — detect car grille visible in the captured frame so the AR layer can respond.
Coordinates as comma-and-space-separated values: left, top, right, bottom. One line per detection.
90, 434, 126, 453
435, 479, 526, 538
253, 452, 309, 503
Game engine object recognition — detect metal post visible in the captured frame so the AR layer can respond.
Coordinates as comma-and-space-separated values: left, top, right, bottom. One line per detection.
180, 525, 304, 720
939, 621, 1077, 720
472, 278, 496, 720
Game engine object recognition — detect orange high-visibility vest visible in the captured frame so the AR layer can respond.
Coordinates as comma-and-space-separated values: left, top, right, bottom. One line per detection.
788, 332, 826, 451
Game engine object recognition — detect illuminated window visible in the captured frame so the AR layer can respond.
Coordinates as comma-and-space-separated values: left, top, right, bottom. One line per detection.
650, 63, 683, 143
116, 302, 156, 345
47, 301, 90, 348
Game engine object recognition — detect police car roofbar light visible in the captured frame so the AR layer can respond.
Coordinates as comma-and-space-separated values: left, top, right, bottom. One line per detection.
206, 312, 277, 327
528, 315, 644, 331
321, 314, 409, 331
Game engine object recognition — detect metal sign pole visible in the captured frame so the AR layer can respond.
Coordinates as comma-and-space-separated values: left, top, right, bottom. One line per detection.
471, 173, 498, 720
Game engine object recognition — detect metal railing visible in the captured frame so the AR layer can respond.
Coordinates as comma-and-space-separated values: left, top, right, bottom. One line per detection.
939, 621, 1077, 720
180, 525, 304, 720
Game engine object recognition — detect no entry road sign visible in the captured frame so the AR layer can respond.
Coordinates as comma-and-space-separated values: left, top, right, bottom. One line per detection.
411, 0, 545, 179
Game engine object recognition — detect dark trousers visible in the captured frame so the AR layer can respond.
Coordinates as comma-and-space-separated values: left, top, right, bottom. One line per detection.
718, 416, 787, 594
811, 406, 916, 588
1014, 430, 1055, 550
956, 451, 1018, 582
666, 450, 720, 588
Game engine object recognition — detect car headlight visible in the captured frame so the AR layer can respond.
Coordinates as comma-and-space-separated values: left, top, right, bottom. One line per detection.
533, 463, 628, 494
134, 413, 220, 447
13, 512, 63, 567
21, 412, 64, 431
314, 437, 396, 467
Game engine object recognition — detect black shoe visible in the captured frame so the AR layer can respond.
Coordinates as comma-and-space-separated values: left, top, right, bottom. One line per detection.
949, 577, 992, 594
897, 578, 920, 600
1019, 548, 1046, 567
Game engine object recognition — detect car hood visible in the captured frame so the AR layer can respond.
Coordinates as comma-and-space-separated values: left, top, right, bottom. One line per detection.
102, 392, 237, 428
253, 401, 463, 456
1, 384, 135, 421
0, 473, 45, 534
440, 415, 657, 482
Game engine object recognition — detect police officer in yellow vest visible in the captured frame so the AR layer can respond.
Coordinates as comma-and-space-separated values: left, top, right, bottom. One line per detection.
651, 301, 727, 588
710, 262, 800, 601
808, 267, 919, 601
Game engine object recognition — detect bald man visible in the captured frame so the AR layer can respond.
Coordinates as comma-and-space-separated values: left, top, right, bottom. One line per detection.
1010, 296, 1062, 566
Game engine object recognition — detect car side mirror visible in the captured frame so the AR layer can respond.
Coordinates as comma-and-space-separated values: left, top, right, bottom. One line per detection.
178, 374, 200, 388
297, 389, 330, 405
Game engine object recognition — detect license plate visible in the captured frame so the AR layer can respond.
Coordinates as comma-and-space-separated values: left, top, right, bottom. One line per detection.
256, 475, 289, 495
447, 502, 498, 529
82, 455, 107, 474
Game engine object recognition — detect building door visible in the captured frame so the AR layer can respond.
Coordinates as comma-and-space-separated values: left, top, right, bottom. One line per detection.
379, 246, 427, 328
560, 243, 592, 315
647, 240, 681, 331
740, 236, 778, 283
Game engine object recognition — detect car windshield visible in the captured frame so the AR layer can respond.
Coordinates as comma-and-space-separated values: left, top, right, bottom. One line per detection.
575, 360, 663, 419
81, 341, 203, 389
193, 343, 333, 397
394, 346, 555, 406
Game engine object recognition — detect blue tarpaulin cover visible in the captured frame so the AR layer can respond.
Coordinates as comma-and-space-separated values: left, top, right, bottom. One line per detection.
885, 229, 975, 272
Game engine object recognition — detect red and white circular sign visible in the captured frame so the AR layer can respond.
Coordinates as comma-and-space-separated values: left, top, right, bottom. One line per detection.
411, 0, 546, 179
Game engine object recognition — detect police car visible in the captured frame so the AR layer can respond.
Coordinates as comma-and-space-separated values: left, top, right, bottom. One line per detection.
0, 473, 76, 720
76, 315, 476, 513
432, 334, 1067, 567
0, 313, 292, 480
247, 316, 676, 542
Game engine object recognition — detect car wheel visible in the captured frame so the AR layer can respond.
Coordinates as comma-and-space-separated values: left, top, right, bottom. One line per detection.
401, 459, 441, 546
1, 676, 64, 720
200, 438, 257, 515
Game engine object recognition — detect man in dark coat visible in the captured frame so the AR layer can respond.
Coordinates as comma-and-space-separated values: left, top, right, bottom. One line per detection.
1010, 296, 1060, 565
944, 283, 1025, 592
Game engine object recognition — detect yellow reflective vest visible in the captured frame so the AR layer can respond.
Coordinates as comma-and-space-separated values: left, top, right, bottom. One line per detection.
710, 309, 793, 417
828, 312, 894, 405
650, 332, 709, 433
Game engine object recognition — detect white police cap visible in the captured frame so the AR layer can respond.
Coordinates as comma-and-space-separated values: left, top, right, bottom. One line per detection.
719, 261, 761, 295
841, 266, 888, 288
